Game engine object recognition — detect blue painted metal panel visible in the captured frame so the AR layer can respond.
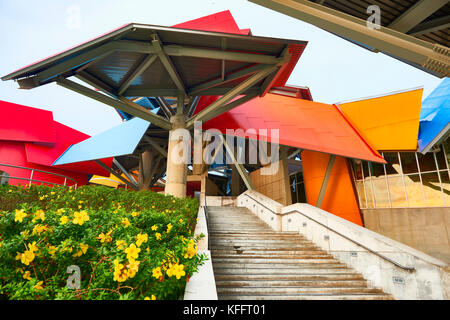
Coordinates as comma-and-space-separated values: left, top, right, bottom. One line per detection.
418, 78, 450, 153
52, 113, 156, 165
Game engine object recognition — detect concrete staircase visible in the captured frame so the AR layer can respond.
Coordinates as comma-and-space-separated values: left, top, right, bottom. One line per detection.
208, 206, 393, 300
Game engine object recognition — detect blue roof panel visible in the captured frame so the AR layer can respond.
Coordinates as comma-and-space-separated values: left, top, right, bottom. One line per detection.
52, 114, 154, 165
418, 78, 450, 153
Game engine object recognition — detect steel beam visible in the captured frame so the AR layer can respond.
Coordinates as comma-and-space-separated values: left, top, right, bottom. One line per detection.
56, 77, 172, 130
220, 134, 254, 190
143, 136, 168, 158
113, 158, 138, 185
388, 0, 448, 33
200, 93, 259, 123
156, 97, 176, 118
187, 64, 268, 95
315, 154, 335, 208
249, 0, 450, 77
117, 54, 157, 95
95, 160, 138, 190
408, 16, 450, 36
186, 65, 278, 129
152, 35, 187, 96
186, 96, 200, 117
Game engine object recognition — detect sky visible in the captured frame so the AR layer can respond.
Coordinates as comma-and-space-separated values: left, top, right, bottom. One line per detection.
0, 0, 444, 136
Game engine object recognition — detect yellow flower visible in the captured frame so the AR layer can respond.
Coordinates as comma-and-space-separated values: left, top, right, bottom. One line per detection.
155, 232, 162, 240
48, 245, 57, 257
20, 250, 35, 265
166, 223, 173, 233
151, 225, 158, 231
144, 295, 156, 300
79, 200, 83, 204
124, 244, 141, 261
151, 205, 155, 209
135, 233, 148, 247
39, 196, 45, 201
14, 209, 27, 223
152, 267, 163, 279
179, 219, 183, 223
127, 259, 140, 278
121, 218, 131, 228
131, 211, 140, 217
166, 263, 186, 279
50, 191, 55, 195
60, 216, 70, 225
116, 240, 127, 250
113, 259, 128, 282
32, 224, 49, 235
34, 281, 44, 290
184, 239, 197, 259
56, 208, 65, 215
23, 271, 32, 281
73, 210, 89, 226
28, 242, 38, 253
98, 230, 113, 243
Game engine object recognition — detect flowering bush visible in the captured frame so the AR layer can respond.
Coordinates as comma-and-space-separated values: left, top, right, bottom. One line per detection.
0, 184, 206, 300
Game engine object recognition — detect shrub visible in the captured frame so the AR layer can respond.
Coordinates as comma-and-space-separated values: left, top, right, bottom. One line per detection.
0, 184, 206, 300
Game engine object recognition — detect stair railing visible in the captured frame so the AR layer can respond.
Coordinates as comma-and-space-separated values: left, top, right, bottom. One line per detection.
0, 163, 78, 189
243, 193, 415, 272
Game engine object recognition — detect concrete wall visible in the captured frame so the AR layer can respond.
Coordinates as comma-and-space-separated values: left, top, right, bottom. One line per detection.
183, 206, 218, 300
237, 190, 449, 300
363, 207, 450, 263
249, 159, 292, 206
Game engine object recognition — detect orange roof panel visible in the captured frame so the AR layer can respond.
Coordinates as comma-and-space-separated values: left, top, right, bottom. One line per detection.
203, 93, 385, 163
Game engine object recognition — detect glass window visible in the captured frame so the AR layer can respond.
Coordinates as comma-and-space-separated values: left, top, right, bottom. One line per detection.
383, 152, 401, 175
364, 180, 375, 208
362, 161, 370, 178
439, 171, 450, 205
352, 160, 363, 180
443, 138, 450, 168
372, 176, 390, 208
435, 148, 447, 171
422, 172, 443, 206
417, 152, 437, 172
388, 176, 407, 207
400, 152, 418, 174
355, 181, 366, 208
370, 162, 385, 177
404, 174, 425, 207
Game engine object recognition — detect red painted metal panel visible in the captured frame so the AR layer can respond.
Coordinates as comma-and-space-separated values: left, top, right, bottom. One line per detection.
172, 10, 243, 34
202, 93, 385, 163
0, 140, 88, 187
0, 100, 56, 144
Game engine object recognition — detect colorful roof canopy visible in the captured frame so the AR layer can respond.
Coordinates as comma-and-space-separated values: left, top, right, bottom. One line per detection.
0, 100, 112, 176
201, 93, 385, 163
337, 88, 423, 151
1, 15, 306, 98
418, 77, 450, 153
53, 115, 153, 165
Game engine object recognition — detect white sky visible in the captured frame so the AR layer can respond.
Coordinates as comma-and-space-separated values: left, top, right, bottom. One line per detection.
0, 0, 443, 136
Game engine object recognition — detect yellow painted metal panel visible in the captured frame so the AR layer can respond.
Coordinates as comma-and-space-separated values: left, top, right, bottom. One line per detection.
338, 89, 423, 151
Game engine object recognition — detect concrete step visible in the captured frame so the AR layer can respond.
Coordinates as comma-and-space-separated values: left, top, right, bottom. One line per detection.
212, 258, 342, 265
215, 280, 368, 288
216, 286, 385, 295
212, 262, 348, 269
213, 267, 362, 275
211, 249, 327, 255
210, 235, 307, 240
214, 274, 365, 281
210, 246, 321, 251
210, 231, 299, 235
211, 254, 333, 259
217, 294, 393, 300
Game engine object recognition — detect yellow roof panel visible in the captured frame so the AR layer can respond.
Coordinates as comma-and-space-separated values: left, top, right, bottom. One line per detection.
337, 88, 423, 151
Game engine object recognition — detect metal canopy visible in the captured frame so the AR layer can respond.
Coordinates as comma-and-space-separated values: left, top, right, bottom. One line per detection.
2, 22, 306, 131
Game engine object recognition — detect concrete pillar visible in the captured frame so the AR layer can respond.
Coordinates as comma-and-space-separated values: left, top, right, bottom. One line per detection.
138, 150, 154, 190
165, 113, 188, 198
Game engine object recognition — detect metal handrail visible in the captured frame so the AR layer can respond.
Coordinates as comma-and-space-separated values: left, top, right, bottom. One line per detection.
0, 163, 78, 188
244, 193, 415, 272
